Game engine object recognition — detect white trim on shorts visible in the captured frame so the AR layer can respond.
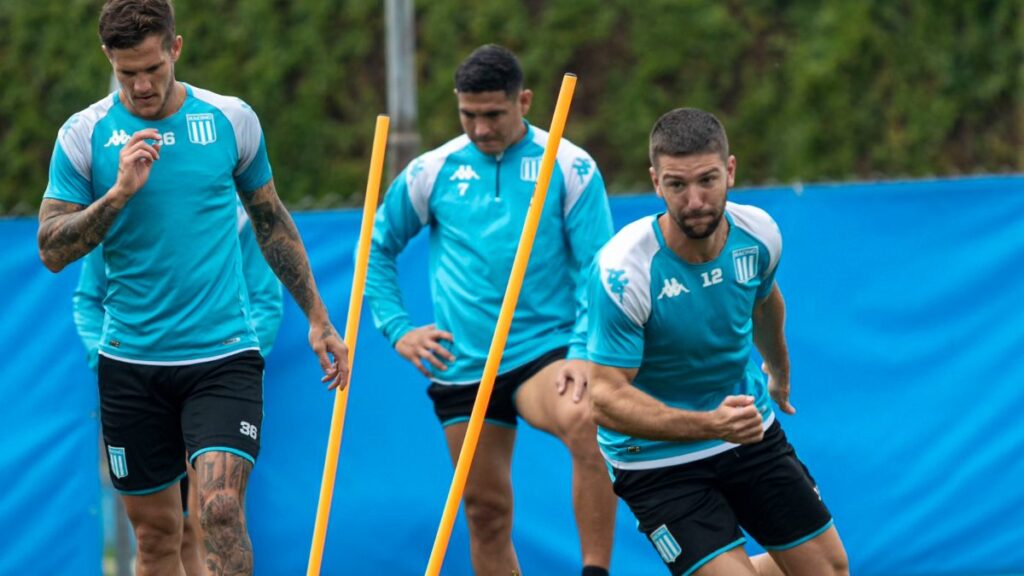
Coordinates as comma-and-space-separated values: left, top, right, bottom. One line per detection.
99, 347, 260, 367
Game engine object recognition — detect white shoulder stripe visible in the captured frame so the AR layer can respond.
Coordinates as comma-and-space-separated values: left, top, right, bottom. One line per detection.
405, 135, 471, 225
530, 127, 597, 216
597, 216, 660, 326
727, 202, 782, 274
235, 200, 250, 235
188, 85, 263, 176
58, 94, 117, 181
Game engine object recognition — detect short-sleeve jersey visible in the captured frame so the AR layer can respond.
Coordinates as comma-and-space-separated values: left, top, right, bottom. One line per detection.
366, 122, 614, 384
72, 199, 284, 371
588, 203, 783, 469
45, 83, 273, 364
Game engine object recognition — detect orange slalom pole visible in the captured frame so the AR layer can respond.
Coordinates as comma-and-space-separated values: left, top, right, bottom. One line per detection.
424, 74, 578, 576
307, 115, 390, 576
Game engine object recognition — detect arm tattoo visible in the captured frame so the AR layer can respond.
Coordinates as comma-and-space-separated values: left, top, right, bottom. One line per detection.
241, 181, 327, 321
37, 198, 122, 271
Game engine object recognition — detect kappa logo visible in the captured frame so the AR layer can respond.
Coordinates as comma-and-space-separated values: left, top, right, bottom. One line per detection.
103, 129, 177, 148
60, 114, 81, 138
449, 164, 480, 181
605, 268, 629, 304
572, 157, 592, 178
657, 277, 689, 299
732, 246, 759, 284
408, 159, 425, 180
650, 525, 682, 564
103, 129, 131, 148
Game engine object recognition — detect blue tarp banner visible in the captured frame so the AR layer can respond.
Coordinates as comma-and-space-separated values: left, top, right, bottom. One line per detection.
2, 176, 1023, 575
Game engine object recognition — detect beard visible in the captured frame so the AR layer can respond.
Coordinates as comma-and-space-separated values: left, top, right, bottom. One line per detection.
670, 207, 724, 239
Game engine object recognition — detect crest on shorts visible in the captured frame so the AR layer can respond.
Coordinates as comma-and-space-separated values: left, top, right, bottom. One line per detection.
651, 524, 682, 564
187, 113, 217, 145
732, 246, 759, 285
108, 446, 128, 479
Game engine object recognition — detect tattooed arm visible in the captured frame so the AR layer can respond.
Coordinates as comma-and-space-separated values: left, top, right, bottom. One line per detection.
239, 179, 349, 390
38, 128, 162, 272
38, 197, 124, 272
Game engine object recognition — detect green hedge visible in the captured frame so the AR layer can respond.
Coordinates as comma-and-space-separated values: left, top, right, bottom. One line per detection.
1, 0, 1019, 215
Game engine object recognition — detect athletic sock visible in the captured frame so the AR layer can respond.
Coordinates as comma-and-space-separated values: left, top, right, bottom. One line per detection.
582, 566, 609, 576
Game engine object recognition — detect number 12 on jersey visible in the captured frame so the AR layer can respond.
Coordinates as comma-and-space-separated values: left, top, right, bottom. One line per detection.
701, 268, 723, 288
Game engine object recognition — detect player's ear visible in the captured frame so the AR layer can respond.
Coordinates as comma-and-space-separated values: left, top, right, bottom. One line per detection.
650, 165, 662, 197
726, 155, 736, 188
518, 89, 533, 115
169, 35, 183, 63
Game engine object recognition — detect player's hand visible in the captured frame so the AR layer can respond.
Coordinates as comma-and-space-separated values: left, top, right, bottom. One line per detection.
555, 359, 589, 403
309, 321, 349, 390
114, 129, 162, 201
710, 395, 764, 444
395, 324, 455, 378
763, 361, 796, 415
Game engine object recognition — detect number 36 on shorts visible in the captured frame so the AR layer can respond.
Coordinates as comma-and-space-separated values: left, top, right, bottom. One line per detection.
240, 420, 258, 440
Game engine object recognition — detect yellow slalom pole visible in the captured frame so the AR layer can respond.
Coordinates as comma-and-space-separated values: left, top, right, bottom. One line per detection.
424, 74, 578, 576
307, 115, 390, 576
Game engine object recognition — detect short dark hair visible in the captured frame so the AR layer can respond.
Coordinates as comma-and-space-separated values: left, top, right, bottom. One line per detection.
99, 0, 176, 51
454, 44, 524, 95
649, 108, 730, 168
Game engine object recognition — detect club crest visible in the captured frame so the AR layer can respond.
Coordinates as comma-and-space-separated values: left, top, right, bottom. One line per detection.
186, 113, 217, 145
732, 246, 759, 284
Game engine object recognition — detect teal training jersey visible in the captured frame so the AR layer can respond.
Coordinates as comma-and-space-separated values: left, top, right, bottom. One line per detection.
588, 204, 782, 469
366, 122, 614, 384
72, 199, 284, 371
45, 84, 273, 364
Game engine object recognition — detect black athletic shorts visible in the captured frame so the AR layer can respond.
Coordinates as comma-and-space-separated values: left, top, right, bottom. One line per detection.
611, 420, 834, 575
426, 347, 568, 428
98, 350, 264, 494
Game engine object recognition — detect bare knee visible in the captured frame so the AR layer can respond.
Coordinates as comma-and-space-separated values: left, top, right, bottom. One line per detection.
133, 512, 182, 560
463, 492, 512, 544
199, 491, 244, 536
829, 550, 850, 576
557, 402, 602, 456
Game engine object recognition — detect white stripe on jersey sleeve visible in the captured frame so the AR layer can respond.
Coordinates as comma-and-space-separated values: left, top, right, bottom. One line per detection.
728, 202, 782, 275
529, 127, 597, 217
597, 216, 660, 326
235, 199, 250, 234
404, 135, 471, 225
189, 85, 264, 177
57, 94, 117, 181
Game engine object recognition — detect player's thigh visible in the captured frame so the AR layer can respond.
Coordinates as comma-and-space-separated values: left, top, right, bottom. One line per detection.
767, 526, 847, 576
443, 421, 516, 509
514, 358, 591, 439
191, 450, 254, 503
612, 463, 747, 576
723, 422, 834, 552
181, 351, 264, 468
98, 355, 187, 493
693, 546, 759, 576
122, 481, 185, 537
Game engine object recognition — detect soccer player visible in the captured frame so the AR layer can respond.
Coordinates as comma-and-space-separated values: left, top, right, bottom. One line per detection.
37, 1, 347, 573
73, 198, 283, 575
587, 108, 849, 576
366, 45, 617, 576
